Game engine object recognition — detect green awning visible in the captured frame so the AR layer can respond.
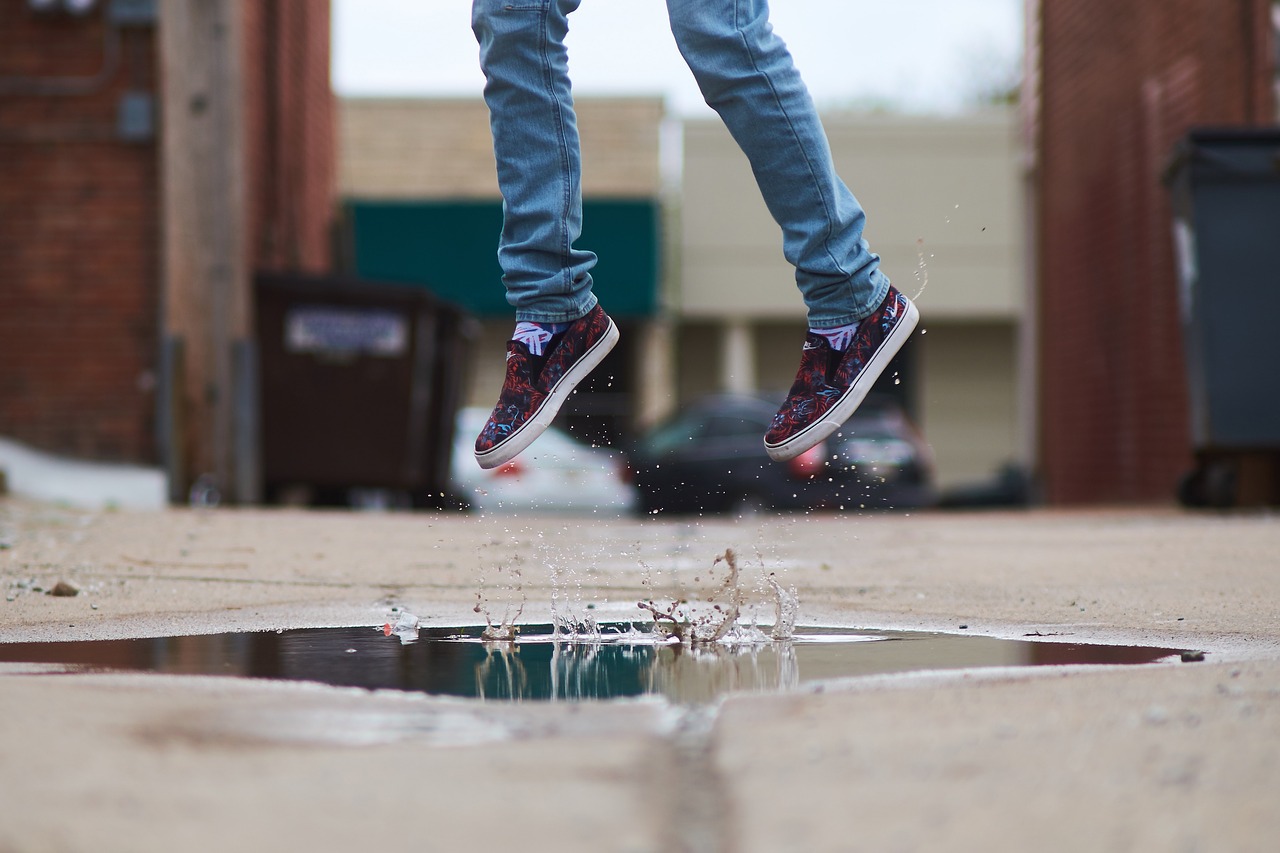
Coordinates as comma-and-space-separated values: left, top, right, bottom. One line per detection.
344, 199, 660, 318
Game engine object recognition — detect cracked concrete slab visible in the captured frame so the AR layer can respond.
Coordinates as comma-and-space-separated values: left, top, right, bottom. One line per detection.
1, 499, 1278, 852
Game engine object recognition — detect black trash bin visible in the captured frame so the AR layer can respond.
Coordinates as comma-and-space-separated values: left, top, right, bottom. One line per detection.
1166, 128, 1280, 506
255, 273, 476, 508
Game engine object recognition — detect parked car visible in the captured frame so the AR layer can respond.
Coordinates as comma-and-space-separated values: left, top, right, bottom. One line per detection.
626, 394, 936, 515
452, 408, 637, 514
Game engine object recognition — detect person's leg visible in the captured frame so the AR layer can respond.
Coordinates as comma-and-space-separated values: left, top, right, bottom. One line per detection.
666, 0, 889, 327
472, 0, 597, 324
666, 0, 916, 461
470, 0, 618, 469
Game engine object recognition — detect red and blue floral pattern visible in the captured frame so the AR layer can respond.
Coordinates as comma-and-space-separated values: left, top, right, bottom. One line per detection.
765, 286, 911, 449
475, 305, 613, 459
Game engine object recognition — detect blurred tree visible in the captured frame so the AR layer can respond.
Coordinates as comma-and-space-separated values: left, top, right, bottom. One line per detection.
956, 37, 1022, 108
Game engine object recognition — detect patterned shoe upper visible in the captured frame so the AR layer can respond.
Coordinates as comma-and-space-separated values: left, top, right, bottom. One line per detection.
475, 341, 547, 455
474, 305, 613, 455
765, 287, 910, 446
830, 286, 908, 390
538, 304, 612, 395
765, 333, 841, 447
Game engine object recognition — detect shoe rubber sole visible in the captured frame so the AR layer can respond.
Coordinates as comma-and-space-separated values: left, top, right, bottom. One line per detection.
474, 318, 620, 470
765, 297, 919, 463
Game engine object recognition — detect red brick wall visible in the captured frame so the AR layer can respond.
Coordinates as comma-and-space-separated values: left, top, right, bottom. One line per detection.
0, 2, 160, 462
0, 0, 334, 466
1035, 0, 1275, 503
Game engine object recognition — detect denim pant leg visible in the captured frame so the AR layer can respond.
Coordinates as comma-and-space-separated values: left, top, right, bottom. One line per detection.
471, 0, 598, 324
666, 0, 889, 326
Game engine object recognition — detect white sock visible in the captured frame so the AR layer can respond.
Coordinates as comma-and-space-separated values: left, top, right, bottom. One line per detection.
512, 321, 569, 356
811, 320, 860, 352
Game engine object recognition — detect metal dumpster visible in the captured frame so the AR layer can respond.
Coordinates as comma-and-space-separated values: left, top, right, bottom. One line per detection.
255, 273, 475, 508
1166, 128, 1280, 506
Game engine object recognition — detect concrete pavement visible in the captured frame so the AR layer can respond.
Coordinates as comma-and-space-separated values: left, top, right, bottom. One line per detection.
1, 499, 1277, 852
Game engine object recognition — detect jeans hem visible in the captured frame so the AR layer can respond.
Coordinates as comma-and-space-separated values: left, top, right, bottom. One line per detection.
513, 292, 598, 325
806, 273, 891, 328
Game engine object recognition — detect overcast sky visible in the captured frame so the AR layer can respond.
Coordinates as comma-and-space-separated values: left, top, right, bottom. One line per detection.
332, 0, 1025, 115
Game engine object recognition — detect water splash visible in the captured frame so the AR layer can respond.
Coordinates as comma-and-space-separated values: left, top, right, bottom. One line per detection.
468, 538, 801, 652
474, 559, 525, 642
636, 548, 796, 647
479, 603, 523, 642
767, 574, 799, 641
913, 237, 931, 302
547, 550, 600, 643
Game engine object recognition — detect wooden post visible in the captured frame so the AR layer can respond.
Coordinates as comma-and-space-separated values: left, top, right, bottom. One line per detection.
158, 0, 254, 503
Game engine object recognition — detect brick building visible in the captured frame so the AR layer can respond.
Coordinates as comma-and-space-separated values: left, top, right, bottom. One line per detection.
0, 1, 161, 463
1029, 0, 1276, 503
0, 0, 333, 498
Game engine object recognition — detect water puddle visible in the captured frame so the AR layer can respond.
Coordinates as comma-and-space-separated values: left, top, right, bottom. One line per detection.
0, 625, 1187, 705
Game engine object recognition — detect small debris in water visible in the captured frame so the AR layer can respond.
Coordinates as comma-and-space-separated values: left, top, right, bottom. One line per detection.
383, 610, 421, 644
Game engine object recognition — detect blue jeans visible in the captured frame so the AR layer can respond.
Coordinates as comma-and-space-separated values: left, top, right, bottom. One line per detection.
471, 0, 890, 327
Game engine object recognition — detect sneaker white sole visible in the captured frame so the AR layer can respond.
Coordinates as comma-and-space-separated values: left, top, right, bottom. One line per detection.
765, 297, 920, 463
474, 318, 620, 470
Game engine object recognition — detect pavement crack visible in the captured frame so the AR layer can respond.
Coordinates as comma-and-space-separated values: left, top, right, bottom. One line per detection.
663, 703, 735, 853
70, 571, 368, 589
120, 555, 250, 570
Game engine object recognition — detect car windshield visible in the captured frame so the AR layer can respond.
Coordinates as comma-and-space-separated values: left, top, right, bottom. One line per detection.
643, 416, 705, 455
702, 415, 763, 438
832, 421, 897, 441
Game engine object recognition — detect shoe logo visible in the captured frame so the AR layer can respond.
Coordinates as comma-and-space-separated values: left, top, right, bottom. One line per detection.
506, 351, 515, 361
802, 342, 821, 351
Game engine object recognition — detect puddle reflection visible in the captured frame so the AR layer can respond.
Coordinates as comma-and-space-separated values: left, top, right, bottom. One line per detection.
0, 625, 1187, 704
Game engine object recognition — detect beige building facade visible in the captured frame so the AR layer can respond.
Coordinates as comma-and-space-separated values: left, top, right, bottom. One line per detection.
679, 112, 1029, 488
338, 98, 1028, 491
339, 97, 665, 200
